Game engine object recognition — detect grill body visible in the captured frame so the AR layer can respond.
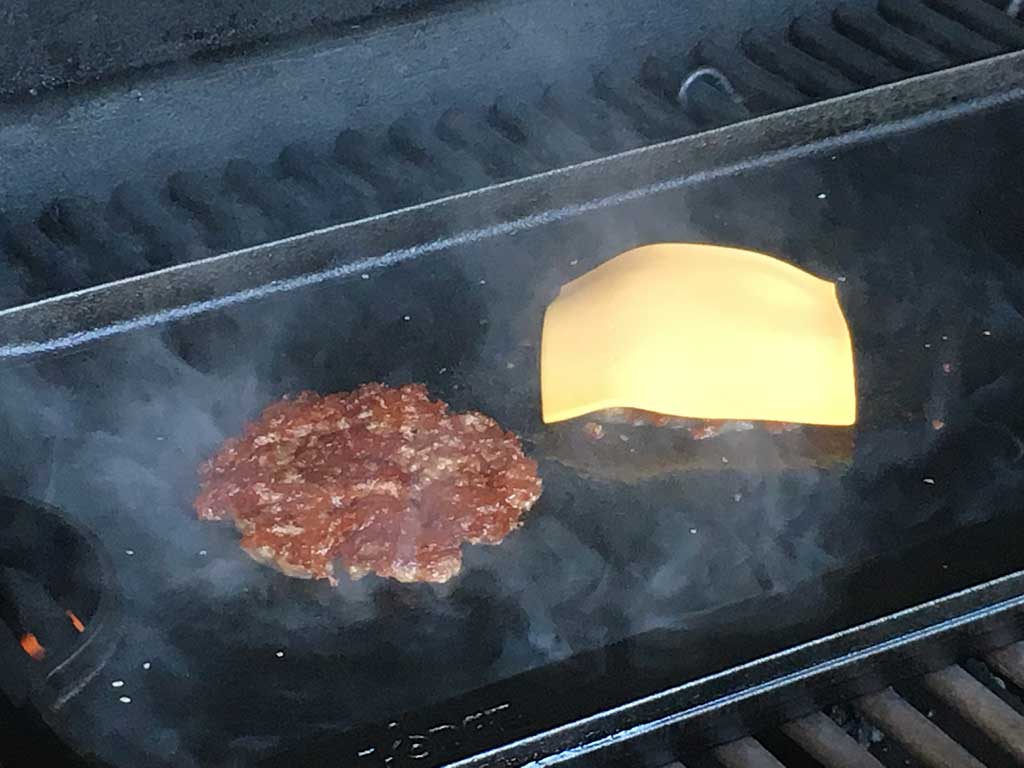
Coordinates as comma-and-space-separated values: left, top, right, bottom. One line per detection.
2, 2, 1024, 767
2, 54, 1024, 766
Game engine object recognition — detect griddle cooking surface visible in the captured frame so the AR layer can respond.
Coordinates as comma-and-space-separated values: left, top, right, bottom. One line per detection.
2, 101, 1024, 767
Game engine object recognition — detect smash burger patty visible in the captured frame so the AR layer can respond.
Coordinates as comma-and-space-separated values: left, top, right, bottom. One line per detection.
195, 383, 542, 584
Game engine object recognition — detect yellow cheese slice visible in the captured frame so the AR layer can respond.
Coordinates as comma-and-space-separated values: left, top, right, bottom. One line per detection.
540, 243, 856, 425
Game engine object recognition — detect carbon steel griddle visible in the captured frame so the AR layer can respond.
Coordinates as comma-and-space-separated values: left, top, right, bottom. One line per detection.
1, 55, 1024, 768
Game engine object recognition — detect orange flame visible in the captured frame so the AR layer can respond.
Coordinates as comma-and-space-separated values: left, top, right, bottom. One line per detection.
66, 610, 85, 633
19, 633, 46, 661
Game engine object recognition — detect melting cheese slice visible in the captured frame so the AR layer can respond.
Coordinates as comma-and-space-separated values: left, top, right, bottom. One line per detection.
540, 243, 856, 425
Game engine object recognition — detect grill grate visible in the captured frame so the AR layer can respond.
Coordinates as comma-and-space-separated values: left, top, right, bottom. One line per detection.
677, 641, 1024, 768
1, 0, 1023, 308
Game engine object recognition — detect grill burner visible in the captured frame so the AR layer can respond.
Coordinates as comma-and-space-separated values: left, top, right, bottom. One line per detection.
0, 498, 119, 715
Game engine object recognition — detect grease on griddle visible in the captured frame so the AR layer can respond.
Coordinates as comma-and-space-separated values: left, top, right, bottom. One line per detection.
537, 410, 854, 482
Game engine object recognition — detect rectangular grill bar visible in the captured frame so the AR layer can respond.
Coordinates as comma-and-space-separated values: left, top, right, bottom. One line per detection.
713, 738, 787, 768
779, 712, 886, 768
986, 640, 1024, 688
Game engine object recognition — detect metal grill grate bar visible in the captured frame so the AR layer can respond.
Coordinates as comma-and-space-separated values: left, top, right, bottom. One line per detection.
677, 640, 1024, 768
854, 687, 986, 768
833, 4, 954, 71
489, 97, 598, 169
879, 0, 1005, 59
921, 664, 1024, 763
277, 141, 373, 221
986, 640, 1024, 689
927, 0, 1024, 46
593, 70, 693, 141
779, 712, 886, 768
741, 34, 862, 97
713, 737, 788, 768
788, 16, 907, 84
110, 182, 209, 268
223, 159, 322, 237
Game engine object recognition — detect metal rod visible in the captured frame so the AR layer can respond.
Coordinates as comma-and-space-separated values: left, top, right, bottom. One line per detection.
921, 664, 1024, 763
780, 712, 885, 768
855, 687, 984, 768
985, 641, 1024, 690
714, 737, 787, 768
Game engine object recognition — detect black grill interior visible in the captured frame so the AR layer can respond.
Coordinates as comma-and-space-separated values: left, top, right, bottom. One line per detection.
2, 84, 1024, 768
2, 2, 1024, 767
1, 0, 1023, 309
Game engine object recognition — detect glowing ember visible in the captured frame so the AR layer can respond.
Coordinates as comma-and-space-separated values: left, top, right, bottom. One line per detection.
66, 610, 85, 633
19, 633, 45, 661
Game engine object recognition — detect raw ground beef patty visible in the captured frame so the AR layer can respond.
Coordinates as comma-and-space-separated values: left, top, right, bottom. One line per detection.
194, 383, 543, 584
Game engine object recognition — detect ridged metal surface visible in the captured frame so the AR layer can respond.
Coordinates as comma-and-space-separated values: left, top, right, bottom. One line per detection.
0, 0, 1022, 308
682, 641, 1024, 768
